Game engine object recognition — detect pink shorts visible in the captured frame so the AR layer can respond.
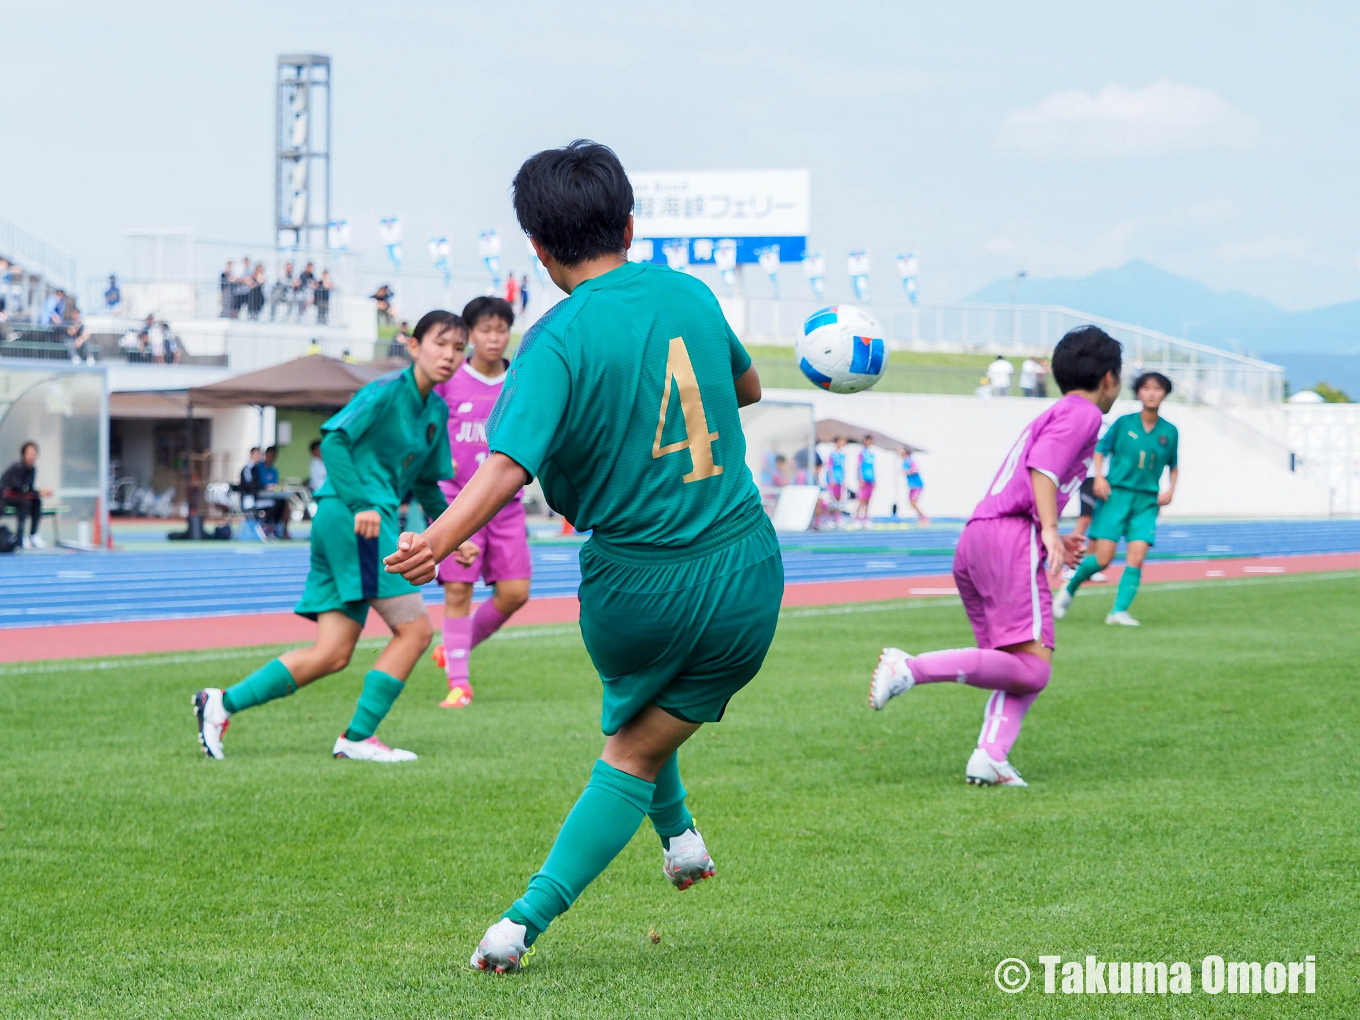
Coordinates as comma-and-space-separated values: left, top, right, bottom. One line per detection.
952, 516, 1054, 650
829, 482, 844, 501
436, 500, 532, 586
909, 486, 925, 502
859, 482, 875, 501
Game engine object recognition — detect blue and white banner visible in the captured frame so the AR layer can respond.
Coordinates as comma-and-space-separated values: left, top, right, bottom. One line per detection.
627, 238, 655, 263
714, 238, 738, 292
896, 252, 919, 304
478, 230, 502, 288
428, 237, 451, 287
327, 219, 351, 251
634, 234, 805, 266
526, 237, 549, 284
379, 217, 403, 271
848, 251, 870, 302
662, 239, 690, 272
803, 251, 825, 299
756, 244, 781, 297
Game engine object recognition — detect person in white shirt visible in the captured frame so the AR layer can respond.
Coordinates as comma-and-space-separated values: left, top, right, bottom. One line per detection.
986, 356, 1014, 397
1020, 357, 1042, 397
307, 440, 327, 494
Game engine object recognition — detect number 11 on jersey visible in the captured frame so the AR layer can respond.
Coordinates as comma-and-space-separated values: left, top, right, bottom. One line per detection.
653, 335, 723, 483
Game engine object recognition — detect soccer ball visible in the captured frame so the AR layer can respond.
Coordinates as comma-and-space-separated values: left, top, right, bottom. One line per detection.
795, 305, 888, 394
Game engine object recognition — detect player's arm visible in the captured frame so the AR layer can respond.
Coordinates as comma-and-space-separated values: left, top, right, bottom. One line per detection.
385, 454, 528, 584
734, 365, 761, 408
319, 431, 380, 538
1158, 429, 1178, 507
1029, 469, 1066, 585
1091, 451, 1111, 500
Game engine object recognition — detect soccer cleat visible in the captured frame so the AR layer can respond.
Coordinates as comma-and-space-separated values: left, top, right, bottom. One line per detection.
192, 688, 231, 759
663, 828, 716, 890
331, 734, 418, 762
470, 918, 530, 973
439, 685, 474, 709
431, 643, 446, 669
965, 747, 1027, 787
869, 647, 915, 710
1091, 571, 1108, 582
1105, 610, 1140, 627
1052, 587, 1074, 620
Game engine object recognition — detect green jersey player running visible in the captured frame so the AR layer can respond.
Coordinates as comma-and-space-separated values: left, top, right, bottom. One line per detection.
1055, 371, 1179, 626
385, 140, 785, 972
193, 312, 480, 762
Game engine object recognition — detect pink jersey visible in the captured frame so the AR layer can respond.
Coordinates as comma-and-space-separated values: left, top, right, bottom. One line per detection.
970, 393, 1101, 524
434, 361, 522, 503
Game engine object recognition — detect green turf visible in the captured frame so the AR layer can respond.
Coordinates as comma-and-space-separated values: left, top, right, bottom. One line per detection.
2, 574, 1357, 1018
746, 346, 1022, 395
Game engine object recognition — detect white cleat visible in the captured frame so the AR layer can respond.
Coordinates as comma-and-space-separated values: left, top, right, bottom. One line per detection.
470, 918, 530, 973
331, 734, 417, 762
1105, 610, 1140, 627
663, 828, 716, 890
965, 747, 1028, 787
192, 688, 231, 759
869, 647, 915, 710
1052, 587, 1074, 620
1091, 571, 1108, 582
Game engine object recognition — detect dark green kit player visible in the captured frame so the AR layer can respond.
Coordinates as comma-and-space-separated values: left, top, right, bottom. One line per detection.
1056, 371, 1179, 626
385, 140, 785, 971
193, 312, 480, 762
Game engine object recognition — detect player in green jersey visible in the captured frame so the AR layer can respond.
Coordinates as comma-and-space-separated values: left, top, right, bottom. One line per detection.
385, 140, 785, 972
193, 311, 481, 762
1055, 371, 1179, 626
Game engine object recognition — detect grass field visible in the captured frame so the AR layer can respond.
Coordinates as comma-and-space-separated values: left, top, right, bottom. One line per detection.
747, 345, 1015, 395
2, 574, 1357, 1018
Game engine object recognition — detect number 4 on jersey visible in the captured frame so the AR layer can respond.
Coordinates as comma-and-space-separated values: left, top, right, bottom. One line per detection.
653, 335, 723, 483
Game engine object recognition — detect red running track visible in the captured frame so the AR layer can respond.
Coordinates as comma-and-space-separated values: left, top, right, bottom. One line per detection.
3, 552, 1357, 664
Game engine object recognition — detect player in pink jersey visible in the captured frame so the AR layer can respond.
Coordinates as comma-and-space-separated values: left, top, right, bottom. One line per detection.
868, 326, 1123, 786
430, 296, 533, 707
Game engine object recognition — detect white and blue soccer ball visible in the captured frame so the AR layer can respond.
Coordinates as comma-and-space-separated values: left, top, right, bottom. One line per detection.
795, 305, 888, 394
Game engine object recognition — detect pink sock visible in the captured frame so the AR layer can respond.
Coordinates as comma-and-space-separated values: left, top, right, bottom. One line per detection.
442, 616, 472, 689
469, 600, 512, 649
977, 689, 1041, 761
908, 648, 1050, 695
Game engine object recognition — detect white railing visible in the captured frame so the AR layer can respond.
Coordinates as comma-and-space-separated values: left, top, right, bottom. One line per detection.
0, 214, 78, 291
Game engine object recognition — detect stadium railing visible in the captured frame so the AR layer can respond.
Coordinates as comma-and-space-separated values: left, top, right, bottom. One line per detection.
84, 278, 346, 327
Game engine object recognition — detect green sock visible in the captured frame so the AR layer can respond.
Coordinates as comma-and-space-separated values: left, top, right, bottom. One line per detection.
343, 670, 405, 742
221, 658, 296, 713
1113, 566, 1142, 613
649, 751, 695, 848
507, 759, 655, 940
1066, 554, 1102, 596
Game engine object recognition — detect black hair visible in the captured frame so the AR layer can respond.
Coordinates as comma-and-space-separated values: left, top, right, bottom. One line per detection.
249, 447, 260, 455
462, 296, 515, 330
512, 139, 633, 266
863, 434, 874, 442
1050, 325, 1122, 394
309, 440, 321, 454
1133, 371, 1173, 397
264, 446, 277, 456
21, 440, 37, 456
411, 309, 466, 342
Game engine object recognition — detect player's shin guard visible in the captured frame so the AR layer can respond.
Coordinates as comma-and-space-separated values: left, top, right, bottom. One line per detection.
508, 759, 654, 942
470, 600, 511, 649
442, 616, 472, 687
909, 648, 1050, 695
221, 658, 297, 713
648, 751, 694, 848
1066, 554, 1102, 595
343, 669, 404, 742
1113, 566, 1142, 613
978, 689, 1041, 760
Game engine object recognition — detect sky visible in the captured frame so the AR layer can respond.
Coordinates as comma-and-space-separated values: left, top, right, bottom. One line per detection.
4, 0, 1358, 311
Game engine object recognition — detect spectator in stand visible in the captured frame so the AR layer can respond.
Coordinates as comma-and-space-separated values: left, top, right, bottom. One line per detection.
986, 355, 1014, 397
1, 441, 54, 549
307, 439, 327, 495
298, 262, 317, 308
42, 288, 67, 326
315, 269, 333, 324
505, 273, 519, 308
519, 273, 530, 315
370, 283, 395, 326
246, 264, 267, 320
387, 320, 412, 360
220, 261, 236, 317
1020, 355, 1042, 398
234, 258, 253, 317
104, 274, 122, 312
271, 260, 296, 321
67, 310, 93, 364
137, 314, 157, 361
161, 323, 183, 365
306, 338, 322, 355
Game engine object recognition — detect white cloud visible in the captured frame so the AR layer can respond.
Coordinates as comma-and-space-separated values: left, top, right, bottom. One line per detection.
998, 80, 1258, 159
1214, 235, 1314, 262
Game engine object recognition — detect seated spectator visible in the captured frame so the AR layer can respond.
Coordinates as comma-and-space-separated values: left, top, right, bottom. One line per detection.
315, 269, 333, 324
257, 445, 290, 538
1, 441, 54, 549
66, 311, 93, 364
104, 274, 122, 312
387, 320, 412, 359
270, 260, 296, 321
246, 264, 267, 320
220, 261, 236, 317
306, 338, 322, 356
307, 439, 326, 494
160, 323, 183, 365
238, 447, 262, 496
42, 288, 67, 326
370, 283, 395, 326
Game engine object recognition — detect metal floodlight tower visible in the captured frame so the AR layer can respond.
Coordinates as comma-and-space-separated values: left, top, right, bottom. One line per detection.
275, 54, 332, 250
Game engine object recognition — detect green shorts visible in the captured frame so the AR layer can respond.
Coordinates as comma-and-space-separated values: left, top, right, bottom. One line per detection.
1089, 486, 1160, 546
294, 497, 423, 625
578, 507, 785, 735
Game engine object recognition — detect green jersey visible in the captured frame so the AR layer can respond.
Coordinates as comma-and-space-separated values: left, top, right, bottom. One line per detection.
1097, 412, 1178, 493
315, 365, 453, 522
487, 261, 761, 550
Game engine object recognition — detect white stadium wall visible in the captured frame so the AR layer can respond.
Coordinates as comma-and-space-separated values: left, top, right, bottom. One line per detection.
764, 389, 1335, 519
